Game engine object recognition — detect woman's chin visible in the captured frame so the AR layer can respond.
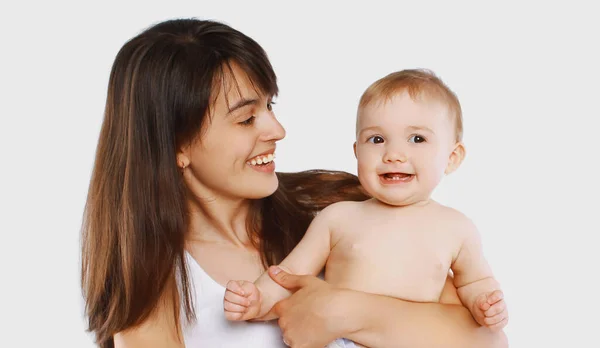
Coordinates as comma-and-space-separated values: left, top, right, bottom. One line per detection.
243, 177, 279, 199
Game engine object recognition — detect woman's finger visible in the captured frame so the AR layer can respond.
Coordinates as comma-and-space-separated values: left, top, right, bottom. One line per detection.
268, 266, 313, 290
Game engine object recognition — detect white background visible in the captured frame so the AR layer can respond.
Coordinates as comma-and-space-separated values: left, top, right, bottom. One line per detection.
1, 1, 599, 347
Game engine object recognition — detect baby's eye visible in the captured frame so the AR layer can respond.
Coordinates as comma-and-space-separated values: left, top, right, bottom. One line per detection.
367, 135, 385, 144
267, 101, 275, 111
408, 135, 426, 143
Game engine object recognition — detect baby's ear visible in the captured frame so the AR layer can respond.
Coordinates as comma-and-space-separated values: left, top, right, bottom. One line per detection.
353, 142, 357, 159
445, 142, 466, 175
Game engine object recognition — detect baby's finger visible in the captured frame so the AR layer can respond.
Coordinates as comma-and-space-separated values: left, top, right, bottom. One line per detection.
239, 281, 257, 293
488, 317, 508, 331
226, 280, 245, 296
487, 290, 504, 305
225, 311, 244, 321
476, 294, 491, 311
485, 300, 506, 317
224, 300, 248, 313
484, 311, 507, 326
225, 290, 250, 306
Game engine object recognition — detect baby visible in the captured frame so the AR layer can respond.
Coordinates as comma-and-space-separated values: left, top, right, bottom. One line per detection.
223, 69, 508, 347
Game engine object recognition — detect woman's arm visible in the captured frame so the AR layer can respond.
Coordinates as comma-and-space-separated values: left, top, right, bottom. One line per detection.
269, 268, 508, 348
339, 289, 507, 348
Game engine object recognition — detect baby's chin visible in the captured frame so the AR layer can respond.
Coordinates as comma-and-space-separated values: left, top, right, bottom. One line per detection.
371, 192, 426, 208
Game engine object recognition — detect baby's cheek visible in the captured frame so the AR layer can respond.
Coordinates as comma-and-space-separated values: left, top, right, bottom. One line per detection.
356, 155, 377, 173
434, 153, 450, 173
422, 160, 447, 187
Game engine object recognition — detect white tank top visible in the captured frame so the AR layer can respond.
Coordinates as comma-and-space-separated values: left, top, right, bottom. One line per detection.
182, 251, 286, 347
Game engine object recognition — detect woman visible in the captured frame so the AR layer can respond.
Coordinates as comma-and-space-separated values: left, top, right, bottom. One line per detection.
81, 18, 507, 348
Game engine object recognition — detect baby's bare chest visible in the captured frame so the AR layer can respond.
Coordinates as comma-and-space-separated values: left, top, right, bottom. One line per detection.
326, 217, 459, 301
333, 223, 454, 269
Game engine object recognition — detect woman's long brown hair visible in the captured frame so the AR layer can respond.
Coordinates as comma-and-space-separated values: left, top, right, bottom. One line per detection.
260, 170, 369, 266
81, 18, 369, 348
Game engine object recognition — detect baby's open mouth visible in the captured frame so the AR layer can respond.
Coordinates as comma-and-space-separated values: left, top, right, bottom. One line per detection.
380, 173, 414, 181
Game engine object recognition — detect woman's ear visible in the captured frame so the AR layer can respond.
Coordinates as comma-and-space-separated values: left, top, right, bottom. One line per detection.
445, 142, 466, 175
177, 146, 191, 170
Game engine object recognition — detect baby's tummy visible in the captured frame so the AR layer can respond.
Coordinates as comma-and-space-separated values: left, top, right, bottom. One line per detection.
183, 300, 287, 347
326, 257, 448, 302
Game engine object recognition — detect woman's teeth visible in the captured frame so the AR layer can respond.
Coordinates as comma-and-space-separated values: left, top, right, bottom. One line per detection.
248, 153, 275, 166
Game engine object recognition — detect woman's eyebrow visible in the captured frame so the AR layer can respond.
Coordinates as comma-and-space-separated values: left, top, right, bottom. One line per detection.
227, 97, 259, 116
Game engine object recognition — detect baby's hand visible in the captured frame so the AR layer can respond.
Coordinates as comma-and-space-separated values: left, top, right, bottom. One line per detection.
472, 290, 508, 331
223, 280, 261, 321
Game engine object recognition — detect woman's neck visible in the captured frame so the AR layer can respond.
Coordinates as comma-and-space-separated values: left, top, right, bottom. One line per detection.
186, 194, 255, 247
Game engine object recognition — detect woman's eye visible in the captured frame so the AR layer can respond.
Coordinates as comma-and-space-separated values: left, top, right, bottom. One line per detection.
409, 135, 426, 143
239, 116, 255, 126
368, 135, 385, 144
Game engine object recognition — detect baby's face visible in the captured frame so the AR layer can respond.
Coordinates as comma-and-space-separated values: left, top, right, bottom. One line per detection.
354, 91, 459, 206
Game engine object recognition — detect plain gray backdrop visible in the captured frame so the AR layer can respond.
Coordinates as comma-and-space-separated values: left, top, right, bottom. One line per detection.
1, 1, 598, 347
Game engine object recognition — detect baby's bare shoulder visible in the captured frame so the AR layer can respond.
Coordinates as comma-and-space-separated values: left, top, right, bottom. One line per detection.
317, 200, 371, 232
319, 200, 367, 216
432, 202, 479, 237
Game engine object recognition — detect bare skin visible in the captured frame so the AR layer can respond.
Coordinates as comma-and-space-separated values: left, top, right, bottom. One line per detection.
224, 91, 508, 347
268, 269, 508, 348
116, 71, 508, 348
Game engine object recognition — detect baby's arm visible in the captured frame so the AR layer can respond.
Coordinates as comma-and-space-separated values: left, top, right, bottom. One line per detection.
224, 203, 340, 321
452, 217, 508, 331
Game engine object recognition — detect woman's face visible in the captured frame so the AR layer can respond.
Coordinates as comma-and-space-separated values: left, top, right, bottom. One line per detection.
179, 63, 286, 201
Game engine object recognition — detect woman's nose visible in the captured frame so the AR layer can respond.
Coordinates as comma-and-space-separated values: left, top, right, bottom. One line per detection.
260, 112, 286, 142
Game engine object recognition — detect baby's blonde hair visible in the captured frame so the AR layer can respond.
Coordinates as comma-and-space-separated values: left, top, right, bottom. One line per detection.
358, 69, 463, 142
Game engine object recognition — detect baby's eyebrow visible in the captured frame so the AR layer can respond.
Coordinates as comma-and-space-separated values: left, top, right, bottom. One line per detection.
359, 126, 382, 135
406, 125, 435, 134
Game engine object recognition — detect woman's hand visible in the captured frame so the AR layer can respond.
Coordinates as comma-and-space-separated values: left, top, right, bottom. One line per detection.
269, 267, 508, 348
268, 266, 350, 348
